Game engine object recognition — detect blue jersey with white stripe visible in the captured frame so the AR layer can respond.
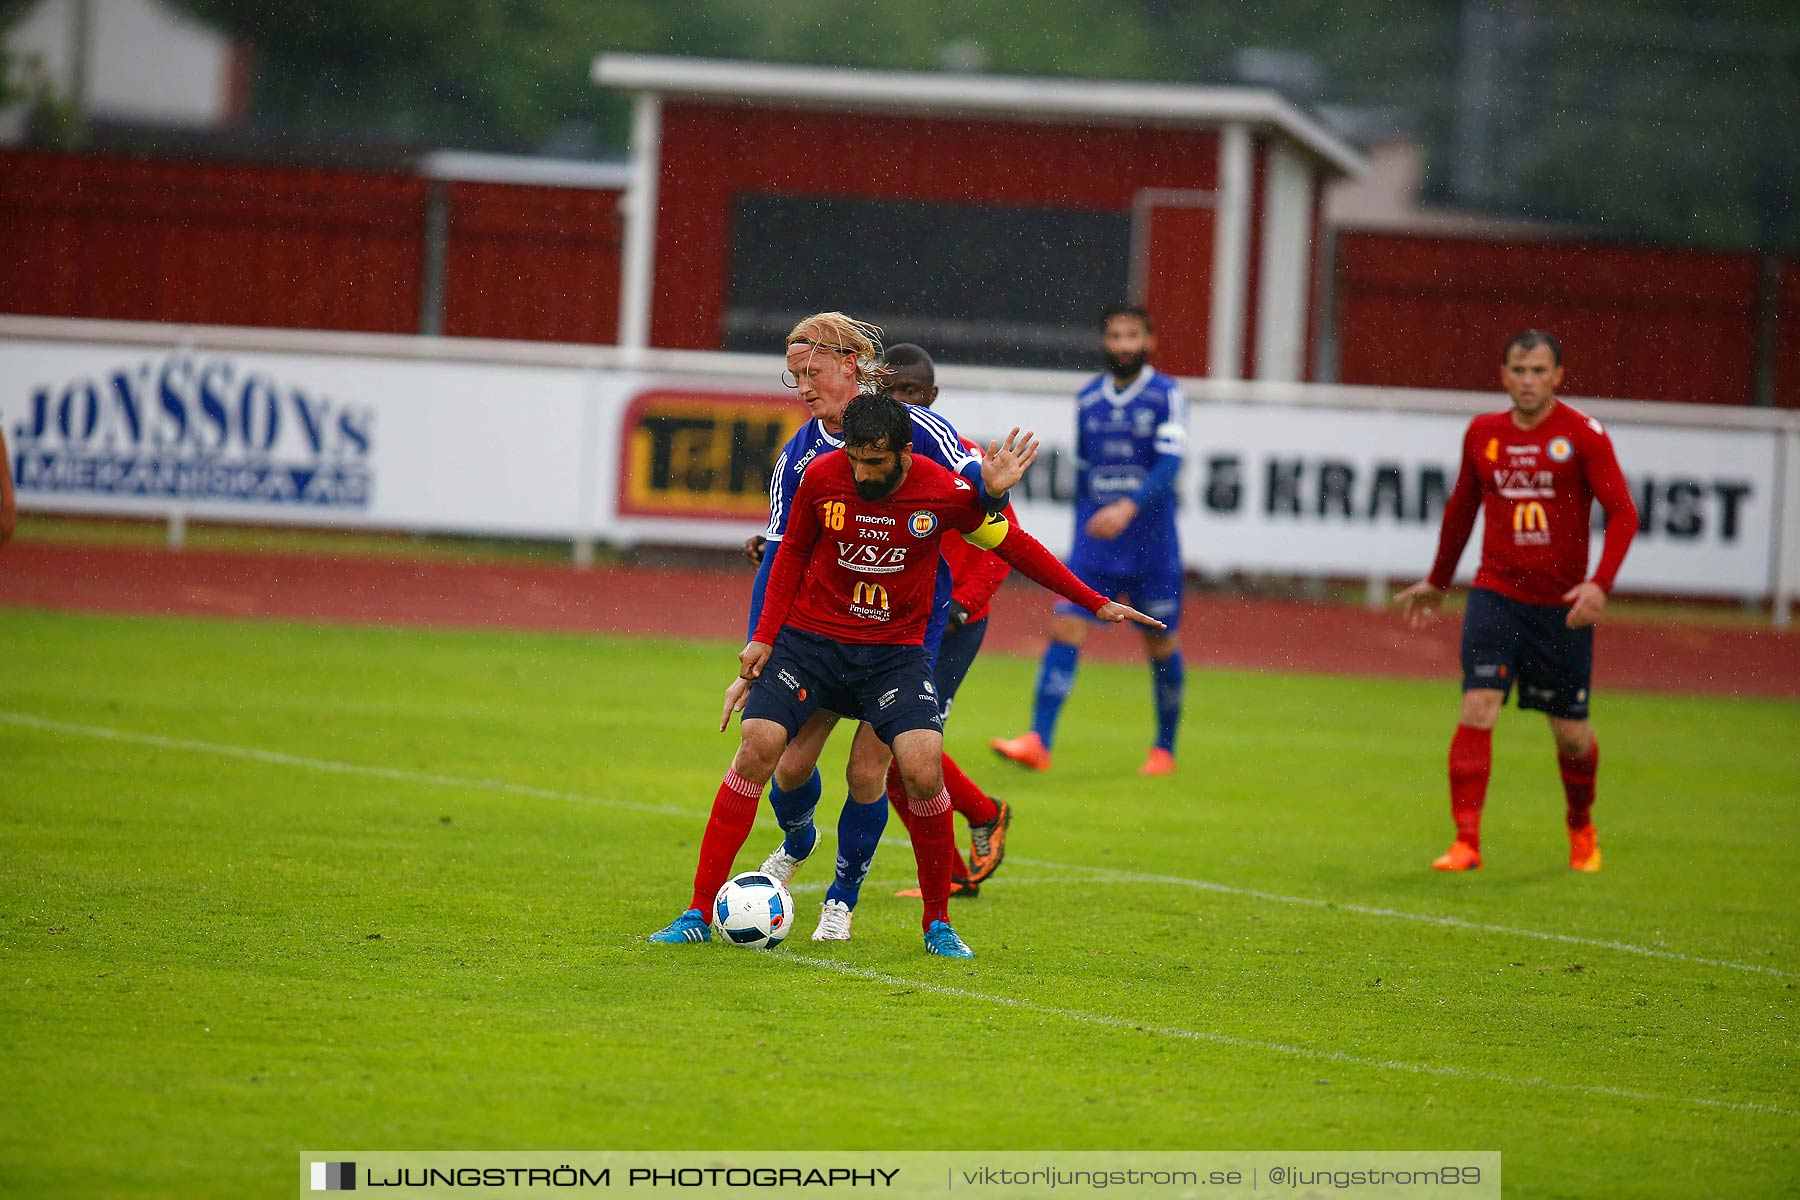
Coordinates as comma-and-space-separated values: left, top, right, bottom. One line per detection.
750, 402, 980, 641
1070, 365, 1187, 578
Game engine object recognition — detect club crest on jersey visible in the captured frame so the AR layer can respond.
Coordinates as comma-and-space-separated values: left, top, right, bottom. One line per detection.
1548, 437, 1573, 462
908, 510, 938, 537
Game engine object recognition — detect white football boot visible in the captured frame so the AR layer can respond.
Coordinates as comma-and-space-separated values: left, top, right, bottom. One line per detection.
811, 899, 853, 941
758, 833, 815, 886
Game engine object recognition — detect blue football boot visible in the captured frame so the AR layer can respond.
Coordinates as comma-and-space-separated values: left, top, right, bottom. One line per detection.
648, 908, 711, 944
923, 919, 974, 959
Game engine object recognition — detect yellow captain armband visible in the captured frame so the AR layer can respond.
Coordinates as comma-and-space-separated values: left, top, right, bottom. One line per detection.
963, 511, 1010, 551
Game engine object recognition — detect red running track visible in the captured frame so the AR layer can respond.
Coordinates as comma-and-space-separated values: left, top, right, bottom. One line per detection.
1, 543, 1795, 701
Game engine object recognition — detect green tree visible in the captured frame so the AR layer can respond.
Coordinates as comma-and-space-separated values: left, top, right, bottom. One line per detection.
158, 0, 1796, 250
175, 0, 756, 150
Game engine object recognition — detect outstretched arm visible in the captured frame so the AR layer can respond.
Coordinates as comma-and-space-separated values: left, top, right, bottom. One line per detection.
970, 512, 1163, 629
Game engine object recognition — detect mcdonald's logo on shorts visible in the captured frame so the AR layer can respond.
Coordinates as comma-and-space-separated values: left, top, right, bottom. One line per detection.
1512, 500, 1551, 544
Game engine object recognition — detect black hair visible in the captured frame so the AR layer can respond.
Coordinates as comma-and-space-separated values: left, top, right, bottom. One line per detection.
1100, 303, 1153, 333
842, 393, 913, 454
881, 342, 935, 382
1504, 329, 1562, 366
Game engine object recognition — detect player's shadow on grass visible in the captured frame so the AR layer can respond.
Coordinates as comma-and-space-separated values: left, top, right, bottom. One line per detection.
1380, 862, 1573, 895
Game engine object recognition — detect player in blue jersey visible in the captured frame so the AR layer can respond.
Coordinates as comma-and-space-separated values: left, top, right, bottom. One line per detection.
730, 312, 1028, 941
992, 304, 1188, 776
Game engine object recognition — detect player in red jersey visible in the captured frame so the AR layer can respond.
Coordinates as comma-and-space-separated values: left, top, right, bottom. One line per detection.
1396, 331, 1638, 872
651, 393, 1161, 957
880, 344, 1015, 898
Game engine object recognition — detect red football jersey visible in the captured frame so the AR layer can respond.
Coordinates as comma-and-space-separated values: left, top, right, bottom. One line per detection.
1429, 401, 1638, 605
754, 451, 1106, 646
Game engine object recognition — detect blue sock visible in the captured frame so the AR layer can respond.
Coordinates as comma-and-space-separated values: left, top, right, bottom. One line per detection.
767, 767, 821, 859
1152, 650, 1184, 753
1031, 641, 1081, 749
825, 796, 888, 910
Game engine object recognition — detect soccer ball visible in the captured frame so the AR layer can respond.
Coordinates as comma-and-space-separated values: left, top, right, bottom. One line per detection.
712, 872, 793, 949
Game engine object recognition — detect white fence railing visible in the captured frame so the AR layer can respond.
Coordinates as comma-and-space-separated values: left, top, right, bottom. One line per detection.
5, 315, 1798, 627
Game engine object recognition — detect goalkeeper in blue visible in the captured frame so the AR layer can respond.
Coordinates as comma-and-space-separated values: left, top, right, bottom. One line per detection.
991, 304, 1187, 776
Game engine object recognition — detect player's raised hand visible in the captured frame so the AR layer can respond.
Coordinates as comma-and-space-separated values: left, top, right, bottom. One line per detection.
1562, 580, 1607, 629
1393, 580, 1444, 629
981, 427, 1039, 496
739, 641, 772, 680
1095, 600, 1165, 630
719, 676, 751, 732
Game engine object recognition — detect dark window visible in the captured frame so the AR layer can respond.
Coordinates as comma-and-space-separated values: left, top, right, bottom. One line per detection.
724, 194, 1129, 369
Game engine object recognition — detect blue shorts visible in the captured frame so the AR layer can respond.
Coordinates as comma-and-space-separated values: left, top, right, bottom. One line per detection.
1053, 567, 1184, 632
933, 616, 988, 724
1460, 587, 1593, 719
743, 628, 943, 745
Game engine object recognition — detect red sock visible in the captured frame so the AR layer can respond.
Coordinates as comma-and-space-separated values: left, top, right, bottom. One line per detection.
889, 761, 971, 879
1448, 724, 1493, 851
1559, 737, 1599, 830
687, 769, 763, 913
907, 786, 955, 929
942, 752, 999, 826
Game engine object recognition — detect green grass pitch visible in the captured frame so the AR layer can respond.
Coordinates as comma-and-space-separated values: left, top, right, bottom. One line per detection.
1, 609, 1794, 1198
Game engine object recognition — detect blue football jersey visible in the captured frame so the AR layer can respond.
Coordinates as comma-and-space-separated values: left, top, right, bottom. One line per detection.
1070, 365, 1187, 578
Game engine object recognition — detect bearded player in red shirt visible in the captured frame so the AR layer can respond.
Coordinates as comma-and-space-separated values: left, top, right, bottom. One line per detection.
650, 393, 1162, 957
1396, 331, 1638, 873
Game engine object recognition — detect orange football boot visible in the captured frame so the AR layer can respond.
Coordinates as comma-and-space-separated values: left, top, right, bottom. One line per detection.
967, 798, 1011, 883
1139, 747, 1176, 776
990, 731, 1051, 772
1432, 840, 1482, 871
1569, 825, 1602, 872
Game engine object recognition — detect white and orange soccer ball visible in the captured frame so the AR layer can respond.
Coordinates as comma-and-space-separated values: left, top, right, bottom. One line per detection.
712, 872, 793, 949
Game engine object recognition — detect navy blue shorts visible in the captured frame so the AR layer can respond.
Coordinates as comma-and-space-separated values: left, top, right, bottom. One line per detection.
743, 627, 943, 745
933, 616, 988, 724
1460, 587, 1594, 719
1053, 567, 1184, 632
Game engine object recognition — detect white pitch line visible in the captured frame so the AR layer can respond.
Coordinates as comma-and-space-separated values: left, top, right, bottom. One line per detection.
4, 710, 1791, 981
1004, 858, 1800, 980
776, 954, 1798, 1119
0, 711, 691, 818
